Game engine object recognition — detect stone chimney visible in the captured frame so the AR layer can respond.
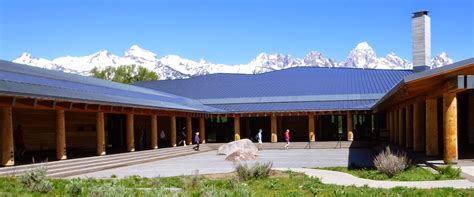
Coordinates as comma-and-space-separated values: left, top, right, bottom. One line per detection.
412, 11, 431, 72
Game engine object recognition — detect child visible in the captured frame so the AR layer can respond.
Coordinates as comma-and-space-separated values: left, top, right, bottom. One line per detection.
193, 132, 200, 151
284, 129, 290, 150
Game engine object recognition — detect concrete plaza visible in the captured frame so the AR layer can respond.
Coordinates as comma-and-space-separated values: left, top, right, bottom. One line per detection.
74, 148, 374, 178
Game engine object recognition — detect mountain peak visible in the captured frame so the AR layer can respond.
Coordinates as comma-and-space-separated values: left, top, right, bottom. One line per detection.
354, 41, 372, 50
125, 44, 157, 61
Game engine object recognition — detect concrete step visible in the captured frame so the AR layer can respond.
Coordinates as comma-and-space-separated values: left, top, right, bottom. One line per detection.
51, 148, 212, 178
0, 146, 211, 177
0, 146, 191, 173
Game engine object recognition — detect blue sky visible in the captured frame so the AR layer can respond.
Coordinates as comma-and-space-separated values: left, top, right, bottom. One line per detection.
1, 0, 473, 64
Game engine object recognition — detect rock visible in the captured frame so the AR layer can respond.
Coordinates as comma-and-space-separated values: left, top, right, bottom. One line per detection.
225, 149, 257, 161
217, 139, 258, 156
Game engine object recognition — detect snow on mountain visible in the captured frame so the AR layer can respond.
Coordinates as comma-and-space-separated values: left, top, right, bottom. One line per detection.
12, 42, 454, 80
431, 52, 453, 69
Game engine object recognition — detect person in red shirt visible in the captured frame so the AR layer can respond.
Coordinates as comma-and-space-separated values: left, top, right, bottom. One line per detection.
284, 129, 290, 150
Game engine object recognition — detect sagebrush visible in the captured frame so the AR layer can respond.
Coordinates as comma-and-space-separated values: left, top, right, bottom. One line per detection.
234, 161, 273, 181
19, 166, 53, 193
373, 147, 409, 177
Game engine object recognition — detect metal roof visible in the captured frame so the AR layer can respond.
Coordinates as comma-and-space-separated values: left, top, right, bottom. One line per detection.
0, 60, 221, 112
372, 58, 474, 110
135, 67, 412, 112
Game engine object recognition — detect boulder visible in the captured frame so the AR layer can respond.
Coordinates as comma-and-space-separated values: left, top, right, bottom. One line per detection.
225, 149, 257, 161
217, 139, 258, 156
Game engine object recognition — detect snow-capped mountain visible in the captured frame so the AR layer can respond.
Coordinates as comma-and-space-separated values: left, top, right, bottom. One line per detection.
13, 42, 453, 80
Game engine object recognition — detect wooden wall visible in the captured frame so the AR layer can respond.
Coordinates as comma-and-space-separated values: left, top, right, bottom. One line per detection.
13, 109, 56, 151
12, 109, 98, 152
65, 111, 96, 150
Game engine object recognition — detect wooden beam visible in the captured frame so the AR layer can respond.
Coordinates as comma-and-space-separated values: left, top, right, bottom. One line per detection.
308, 113, 315, 142
413, 102, 426, 152
199, 117, 205, 143
170, 116, 176, 147
347, 112, 353, 141
151, 115, 158, 149
426, 99, 439, 156
186, 116, 192, 145
56, 110, 67, 160
96, 112, 106, 156
405, 105, 413, 148
234, 115, 241, 141
271, 115, 278, 142
1, 107, 14, 166
443, 92, 458, 164
126, 113, 135, 152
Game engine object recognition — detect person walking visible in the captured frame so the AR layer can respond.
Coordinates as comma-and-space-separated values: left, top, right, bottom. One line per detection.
193, 132, 200, 151
256, 129, 263, 150
159, 130, 166, 148
284, 129, 291, 150
178, 131, 187, 146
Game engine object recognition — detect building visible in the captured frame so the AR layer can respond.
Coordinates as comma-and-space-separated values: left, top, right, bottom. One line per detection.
1, 11, 473, 167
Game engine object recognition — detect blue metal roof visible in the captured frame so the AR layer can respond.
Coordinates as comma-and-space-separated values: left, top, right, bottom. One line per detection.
0, 60, 221, 112
135, 67, 412, 112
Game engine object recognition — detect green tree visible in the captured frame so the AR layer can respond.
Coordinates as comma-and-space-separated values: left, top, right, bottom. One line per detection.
90, 65, 158, 84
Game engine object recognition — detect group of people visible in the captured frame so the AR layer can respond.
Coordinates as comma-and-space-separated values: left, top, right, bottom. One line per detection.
162, 127, 201, 151
255, 128, 291, 150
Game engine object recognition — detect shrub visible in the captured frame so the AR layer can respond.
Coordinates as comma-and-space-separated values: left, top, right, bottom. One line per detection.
18, 166, 53, 193
66, 179, 84, 196
373, 147, 409, 177
438, 165, 462, 179
234, 162, 273, 181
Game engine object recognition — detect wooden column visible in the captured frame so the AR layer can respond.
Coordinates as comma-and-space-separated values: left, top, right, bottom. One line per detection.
413, 102, 426, 152
199, 117, 205, 143
443, 93, 458, 164
271, 115, 278, 142
405, 105, 413, 149
398, 107, 406, 147
170, 116, 177, 146
151, 115, 158, 149
234, 115, 241, 141
56, 110, 67, 160
347, 112, 353, 141
1, 107, 14, 166
308, 113, 315, 142
426, 99, 438, 156
394, 110, 399, 144
469, 92, 474, 145
186, 117, 192, 145
126, 113, 135, 152
96, 112, 106, 156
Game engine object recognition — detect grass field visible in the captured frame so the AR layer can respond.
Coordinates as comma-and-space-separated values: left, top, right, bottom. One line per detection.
318, 165, 463, 181
0, 170, 472, 196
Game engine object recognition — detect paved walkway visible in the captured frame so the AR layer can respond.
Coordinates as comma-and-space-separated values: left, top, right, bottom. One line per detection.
73, 148, 374, 178
277, 168, 474, 189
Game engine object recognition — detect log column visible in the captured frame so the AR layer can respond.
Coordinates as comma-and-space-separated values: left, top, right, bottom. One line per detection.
96, 112, 106, 156
398, 107, 406, 147
426, 99, 438, 156
1, 107, 14, 166
151, 115, 158, 149
405, 105, 413, 149
126, 113, 135, 152
186, 117, 192, 145
413, 102, 426, 152
308, 113, 315, 142
170, 116, 177, 146
234, 115, 241, 141
56, 110, 67, 160
443, 93, 458, 164
347, 112, 353, 141
271, 115, 278, 142
199, 117, 205, 143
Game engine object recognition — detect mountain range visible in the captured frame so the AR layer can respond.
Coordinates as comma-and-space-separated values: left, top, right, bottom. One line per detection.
13, 42, 453, 80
